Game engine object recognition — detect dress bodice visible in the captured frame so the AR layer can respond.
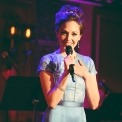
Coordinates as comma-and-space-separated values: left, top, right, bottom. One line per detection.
37, 50, 97, 104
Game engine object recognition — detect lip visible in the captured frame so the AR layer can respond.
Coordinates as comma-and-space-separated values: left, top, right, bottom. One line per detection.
65, 42, 73, 45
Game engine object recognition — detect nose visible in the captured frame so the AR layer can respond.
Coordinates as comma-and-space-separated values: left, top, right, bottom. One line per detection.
66, 34, 72, 41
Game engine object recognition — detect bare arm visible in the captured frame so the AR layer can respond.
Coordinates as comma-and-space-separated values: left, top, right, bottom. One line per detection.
84, 74, 100, 109
39, 70, 69, 108
74, 60, 100, 110
39, 55, 73, 108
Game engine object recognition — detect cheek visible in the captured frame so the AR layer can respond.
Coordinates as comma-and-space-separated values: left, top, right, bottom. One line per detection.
58, 35, 66, 41
72, 38, 80, 46
58, 36, 64, 44
73, 42, 78, 47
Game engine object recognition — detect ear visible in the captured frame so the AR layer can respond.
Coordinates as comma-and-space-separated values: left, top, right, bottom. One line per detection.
79, 34, 82, 41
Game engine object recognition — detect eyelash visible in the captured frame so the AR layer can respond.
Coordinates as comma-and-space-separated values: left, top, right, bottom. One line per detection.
61, 32, 66, 35
61, 32, 77, 36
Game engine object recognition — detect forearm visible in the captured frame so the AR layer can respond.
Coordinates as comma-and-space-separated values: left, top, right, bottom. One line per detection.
84, 73, 100, 109
46, 71, 69, 108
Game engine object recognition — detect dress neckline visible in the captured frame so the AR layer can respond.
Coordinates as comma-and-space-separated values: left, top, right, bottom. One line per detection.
55, 49, 78, 59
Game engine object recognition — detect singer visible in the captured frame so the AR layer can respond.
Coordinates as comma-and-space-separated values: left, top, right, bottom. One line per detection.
37, 4, 100, 122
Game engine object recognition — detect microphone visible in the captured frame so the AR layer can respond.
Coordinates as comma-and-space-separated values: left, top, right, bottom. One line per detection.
66, 46, 75, 82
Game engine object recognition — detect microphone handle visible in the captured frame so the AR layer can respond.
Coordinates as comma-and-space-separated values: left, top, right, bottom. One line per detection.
69, 64, 75, 82
65, 46, 75, 82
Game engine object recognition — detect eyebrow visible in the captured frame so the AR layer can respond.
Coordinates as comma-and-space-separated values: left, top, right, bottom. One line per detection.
61, 29, 79, 33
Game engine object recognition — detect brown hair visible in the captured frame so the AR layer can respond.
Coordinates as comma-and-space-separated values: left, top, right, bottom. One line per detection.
55, 4, 85, 35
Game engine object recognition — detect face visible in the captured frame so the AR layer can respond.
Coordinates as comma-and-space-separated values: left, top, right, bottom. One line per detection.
56, 21, 82, 52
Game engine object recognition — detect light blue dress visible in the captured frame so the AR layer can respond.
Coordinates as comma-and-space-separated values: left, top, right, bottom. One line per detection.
37, 50, 97, 122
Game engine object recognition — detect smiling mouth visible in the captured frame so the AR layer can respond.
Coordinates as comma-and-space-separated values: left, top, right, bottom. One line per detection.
65, 42, 73, 45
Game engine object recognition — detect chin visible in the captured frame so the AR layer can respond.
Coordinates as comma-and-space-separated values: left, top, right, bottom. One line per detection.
65, 44, 73, 47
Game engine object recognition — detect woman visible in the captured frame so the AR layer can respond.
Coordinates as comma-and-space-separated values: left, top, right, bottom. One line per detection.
37, 4, 100, 122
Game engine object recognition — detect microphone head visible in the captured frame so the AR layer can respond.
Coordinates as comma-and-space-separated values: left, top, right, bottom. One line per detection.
66, 46, 73, 55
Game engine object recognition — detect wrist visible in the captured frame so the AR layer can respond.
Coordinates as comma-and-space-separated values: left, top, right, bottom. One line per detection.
83, 72, 91, 81
63, 69, 69, 76
55, 82, 65, 92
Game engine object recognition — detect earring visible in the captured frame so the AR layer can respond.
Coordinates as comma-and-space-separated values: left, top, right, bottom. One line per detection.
77, 41, 80, 48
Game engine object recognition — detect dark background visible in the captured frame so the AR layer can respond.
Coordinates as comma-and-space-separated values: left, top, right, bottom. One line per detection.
0, 0, 122, 122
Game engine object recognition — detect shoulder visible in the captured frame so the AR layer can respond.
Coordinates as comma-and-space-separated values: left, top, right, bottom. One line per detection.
77, 53, 94, 65
37, 51, 57, 73
40, 51, 57, 62
38, 50, 63, 70
77, 53, 97, 74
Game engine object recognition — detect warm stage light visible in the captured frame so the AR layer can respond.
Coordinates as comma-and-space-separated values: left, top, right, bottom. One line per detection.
8, 24, 34, 40
10, 26, 16, 35
21, 24, 34, 40
9, 25, 17, 49
25, 28, 31, 38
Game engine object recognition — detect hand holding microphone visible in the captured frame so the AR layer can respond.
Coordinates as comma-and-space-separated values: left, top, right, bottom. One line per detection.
65, 46, 75, 82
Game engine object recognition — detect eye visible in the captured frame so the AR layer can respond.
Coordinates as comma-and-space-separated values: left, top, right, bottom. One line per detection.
61, 31, 67, 35
72, 33, 77, 36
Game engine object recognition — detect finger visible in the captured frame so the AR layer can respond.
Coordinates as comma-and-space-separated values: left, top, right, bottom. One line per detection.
78, 60, 88, 71
78, 60, 83, 66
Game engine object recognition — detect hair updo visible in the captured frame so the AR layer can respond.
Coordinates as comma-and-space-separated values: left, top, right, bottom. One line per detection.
55, 4, 85, 34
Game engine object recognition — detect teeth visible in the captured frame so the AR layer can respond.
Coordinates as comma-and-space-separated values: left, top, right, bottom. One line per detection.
66, 42, 72, 44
